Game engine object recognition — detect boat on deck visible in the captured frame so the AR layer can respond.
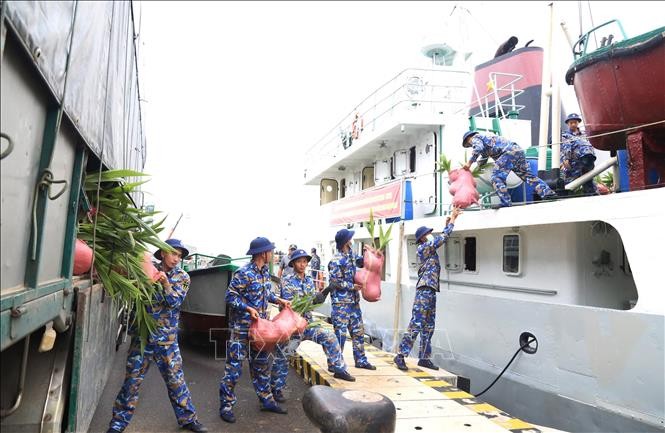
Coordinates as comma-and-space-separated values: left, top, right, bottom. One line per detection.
565, 20, 665, 189
179, 253, 245, 344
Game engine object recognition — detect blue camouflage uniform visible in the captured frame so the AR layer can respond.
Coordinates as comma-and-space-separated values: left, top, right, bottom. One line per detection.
109, 267, 198, 432
560, 128, 598, 195
398, 223, 454, 359
469, 134, 555, 207
328, 251, 370, 367
309, 253, 321, 280
270, 273, 347, 393
219, 262, 280, 415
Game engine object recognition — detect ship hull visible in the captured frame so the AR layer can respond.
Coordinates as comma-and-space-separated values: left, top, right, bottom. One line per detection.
361, 285, 665, 433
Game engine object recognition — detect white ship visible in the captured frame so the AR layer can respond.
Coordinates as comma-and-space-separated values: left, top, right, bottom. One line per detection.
302, 5, 665, 432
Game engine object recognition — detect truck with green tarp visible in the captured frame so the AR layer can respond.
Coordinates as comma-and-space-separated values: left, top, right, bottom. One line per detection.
1, 2, 147, 431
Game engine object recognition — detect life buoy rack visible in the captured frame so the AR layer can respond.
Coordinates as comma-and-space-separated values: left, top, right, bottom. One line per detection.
351, 112, 364, 140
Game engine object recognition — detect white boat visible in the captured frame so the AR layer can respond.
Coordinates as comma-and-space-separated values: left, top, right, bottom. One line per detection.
303, 6, 665, 432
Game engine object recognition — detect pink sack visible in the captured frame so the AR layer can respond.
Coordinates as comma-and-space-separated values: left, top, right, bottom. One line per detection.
354, 249, 384, 302
448, 168, 479, 209
73, 239, 93, 275
249, 307, 307, 351
249, 317, 282, 351
597, 183, 611, 195
141, 252, 161, 283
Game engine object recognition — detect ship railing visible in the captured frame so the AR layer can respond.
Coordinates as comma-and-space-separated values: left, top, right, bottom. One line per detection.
183, 253, 250, 271
304, 68, 471, 181
473, 72, 526, 119
307, 266, 330, 289
572, 19, 627, 60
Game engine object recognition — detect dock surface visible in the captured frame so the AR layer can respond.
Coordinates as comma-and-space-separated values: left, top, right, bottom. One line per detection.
292, 324, 564, 433
89, 338, 318, 433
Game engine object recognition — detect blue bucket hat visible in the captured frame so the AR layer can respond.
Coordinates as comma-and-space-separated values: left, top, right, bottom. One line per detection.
335, 228, 355, 249
565, 113, 582, 123
462, 130, 478, 146
246, 236, 276, 255
415, 226, 433, 242
288, 249, 312, 267
154, 238, 190, 260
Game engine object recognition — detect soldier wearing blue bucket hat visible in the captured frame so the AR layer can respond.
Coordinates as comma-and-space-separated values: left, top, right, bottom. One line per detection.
219, 236, 291, 423
270, 249, 355, 401
108, 238, 208, 433
561, 113, 598, 195
327, 228, 377, 371
462, 130, 557, 207
393, 207, 461, 372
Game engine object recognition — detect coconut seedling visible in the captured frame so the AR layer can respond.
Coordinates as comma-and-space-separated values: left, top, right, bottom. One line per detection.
366, 208, 394, 251
78, 169, 175, 352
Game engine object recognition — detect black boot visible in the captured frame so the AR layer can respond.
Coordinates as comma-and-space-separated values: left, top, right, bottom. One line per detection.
355, 362, 377, 370
261, 402, 288, 414
219, 410, 236, 423
393, 354, 408, 371
182, 421, 208, 432
333, 369, 356, 381
417, 358, 439, 370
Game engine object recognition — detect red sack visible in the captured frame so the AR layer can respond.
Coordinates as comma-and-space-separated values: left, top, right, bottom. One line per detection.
249, 307, 307, 351
249, 317, 282, 351
597, 183, 611, 195
141, 252, 161, 283
448, 168, 479, 209
354, 249, 384, 302
73, 239, 93, 275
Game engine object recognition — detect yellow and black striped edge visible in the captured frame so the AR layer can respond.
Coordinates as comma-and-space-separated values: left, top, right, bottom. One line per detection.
289, 352, 331, 386
295, 343, 541, 433
404, 367, 541, 433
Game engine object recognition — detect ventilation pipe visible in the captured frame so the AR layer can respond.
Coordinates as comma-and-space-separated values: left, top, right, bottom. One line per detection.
538, 3, 554, 173
551, 3, 562, 182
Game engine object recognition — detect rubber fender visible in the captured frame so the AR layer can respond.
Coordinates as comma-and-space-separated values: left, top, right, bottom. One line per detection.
302, 385, 396, 433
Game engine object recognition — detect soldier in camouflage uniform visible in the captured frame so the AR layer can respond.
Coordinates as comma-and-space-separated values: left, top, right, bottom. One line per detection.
560, 113, 598, 195
394, 210, 461, 371
270, 249, 355, 401
328, 229, 377, 370
108, 239, 207, 433
218, 237, 291, 424
462, 131, 556, 207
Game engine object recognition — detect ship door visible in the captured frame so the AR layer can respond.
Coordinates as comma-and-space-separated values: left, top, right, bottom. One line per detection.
320, 179, 339, 205
362, 166, 375, 190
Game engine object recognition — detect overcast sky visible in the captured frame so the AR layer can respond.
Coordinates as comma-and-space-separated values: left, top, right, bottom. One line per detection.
136, 1, 664, 258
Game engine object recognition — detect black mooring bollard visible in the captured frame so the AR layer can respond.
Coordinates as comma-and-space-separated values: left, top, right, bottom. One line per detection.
302, 385, 396, 433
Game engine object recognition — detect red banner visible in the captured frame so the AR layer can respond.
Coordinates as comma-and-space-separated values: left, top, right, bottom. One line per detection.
330, 181, 402, 225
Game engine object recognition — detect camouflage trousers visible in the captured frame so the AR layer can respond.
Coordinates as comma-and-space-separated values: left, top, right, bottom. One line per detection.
399, 287, 437, 359
109, 336, 197, 432
219, 333, 276, 414
492, 144, 555, 206
331, 302, 369, 366
563, 156, 598, 195
270, 324, 347, 393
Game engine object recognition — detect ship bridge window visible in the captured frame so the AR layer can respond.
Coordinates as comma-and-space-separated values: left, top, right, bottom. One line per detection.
464, 237, 477, 272
502, 234, 521, 276
444, 237, 462, 273
320, 179, 339, 205
340, 178, 346, 198
362, 166, 375, 190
